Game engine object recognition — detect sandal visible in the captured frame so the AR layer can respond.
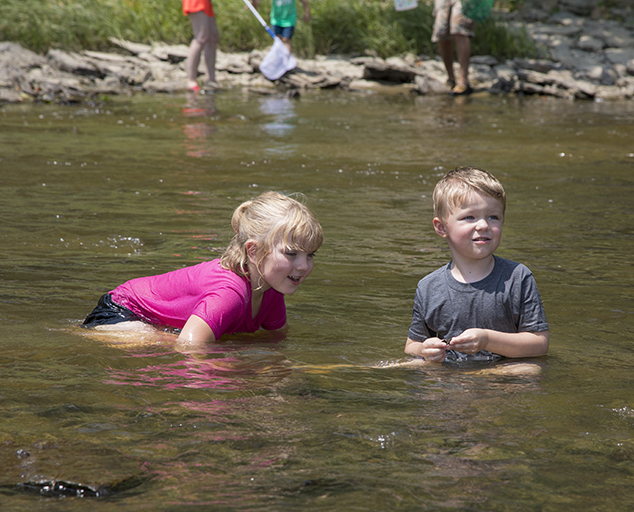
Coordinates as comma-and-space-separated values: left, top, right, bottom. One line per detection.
449, 84, 473, 96
446, 79, 456, 90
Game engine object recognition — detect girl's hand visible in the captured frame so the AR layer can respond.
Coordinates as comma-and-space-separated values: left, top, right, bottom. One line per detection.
448, 328, 488, 354
420, 337, 448, 363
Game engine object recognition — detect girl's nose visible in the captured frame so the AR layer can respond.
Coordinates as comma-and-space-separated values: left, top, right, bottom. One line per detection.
296, 254, 309, 271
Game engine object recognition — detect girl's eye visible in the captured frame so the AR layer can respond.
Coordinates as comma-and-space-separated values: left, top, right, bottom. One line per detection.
285, 251, 297, 257
308, 253, 316, 258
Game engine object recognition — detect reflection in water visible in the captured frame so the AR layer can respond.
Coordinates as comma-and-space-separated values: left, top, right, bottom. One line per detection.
105, 349, 292, 390
181, 94, 217, 158
259, 96, 298, 156
2, 91, 634, 509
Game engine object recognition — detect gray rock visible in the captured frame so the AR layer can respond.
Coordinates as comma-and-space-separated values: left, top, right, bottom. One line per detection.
362, 58, 416, 83
528, 23, 583, 37
109, 38, 152, 56
577, 35, 604, 52
0, 42, 46, 70
142, 80, 190, 93
560, 0, 596, 16
151, 43, 189, 64
471, 55, 499, 66
547, 11, 584, 26
47, 49, 104, 79
0, 87, 23, 103
513, 58, 561, 73
82, 51, 151, 85
605, 48, 634, 66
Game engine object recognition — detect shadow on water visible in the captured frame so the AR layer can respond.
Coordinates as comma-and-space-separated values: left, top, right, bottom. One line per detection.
1, 89, 634, 509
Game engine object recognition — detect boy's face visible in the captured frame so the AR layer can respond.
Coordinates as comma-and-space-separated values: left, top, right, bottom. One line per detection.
433, 190, 504, 264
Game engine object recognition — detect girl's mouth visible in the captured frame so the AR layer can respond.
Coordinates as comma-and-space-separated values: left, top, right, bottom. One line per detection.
288, 276, 300, 283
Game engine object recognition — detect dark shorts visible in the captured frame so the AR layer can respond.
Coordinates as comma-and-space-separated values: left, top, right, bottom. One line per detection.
273, 25, 295, 40
82, 293, 143, 327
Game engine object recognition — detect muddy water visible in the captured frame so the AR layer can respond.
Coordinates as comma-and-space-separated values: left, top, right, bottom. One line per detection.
1, 89, 634, 510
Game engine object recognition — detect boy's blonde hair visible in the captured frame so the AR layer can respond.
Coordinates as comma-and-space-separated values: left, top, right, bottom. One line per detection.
433, 166, 506, 221
221, 191, 324, 277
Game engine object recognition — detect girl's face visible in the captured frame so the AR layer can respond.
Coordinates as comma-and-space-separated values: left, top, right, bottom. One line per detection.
252, 242, 315, 295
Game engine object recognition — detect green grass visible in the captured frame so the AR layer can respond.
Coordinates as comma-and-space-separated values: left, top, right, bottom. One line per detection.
0, 0, 536, 60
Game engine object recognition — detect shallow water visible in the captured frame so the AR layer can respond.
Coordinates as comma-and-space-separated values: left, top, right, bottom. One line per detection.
1, 88, 634, 510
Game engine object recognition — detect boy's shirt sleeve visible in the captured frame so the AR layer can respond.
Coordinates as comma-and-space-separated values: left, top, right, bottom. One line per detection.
518, 270, 549, 333
408, 281, 434, 342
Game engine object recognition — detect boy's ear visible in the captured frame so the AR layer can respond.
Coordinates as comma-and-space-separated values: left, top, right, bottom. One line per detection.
433, 217, 448, 238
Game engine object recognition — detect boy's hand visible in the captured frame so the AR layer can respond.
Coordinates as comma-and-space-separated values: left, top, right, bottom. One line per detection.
448, 328, 488, 354
420, 337, 448, 363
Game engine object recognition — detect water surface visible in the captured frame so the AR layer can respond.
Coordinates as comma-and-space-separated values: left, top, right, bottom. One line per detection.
1, 89, 634, 510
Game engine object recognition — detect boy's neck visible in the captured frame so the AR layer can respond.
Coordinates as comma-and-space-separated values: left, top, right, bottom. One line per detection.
449, 254, 496, 283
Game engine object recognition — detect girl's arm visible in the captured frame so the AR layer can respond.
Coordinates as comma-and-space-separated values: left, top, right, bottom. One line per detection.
177, 314, 217, 348
449, 329, 549, 358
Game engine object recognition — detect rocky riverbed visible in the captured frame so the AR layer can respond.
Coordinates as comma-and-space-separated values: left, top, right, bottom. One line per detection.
1, 0, 633, 104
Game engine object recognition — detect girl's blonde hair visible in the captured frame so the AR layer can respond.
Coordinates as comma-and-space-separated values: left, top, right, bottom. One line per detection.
433, 166, 506, 221
221, 191, 324, 277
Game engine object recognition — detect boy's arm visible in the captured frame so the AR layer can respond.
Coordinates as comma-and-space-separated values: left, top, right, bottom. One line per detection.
405, 336, 448, 363
449, 329, 549, 358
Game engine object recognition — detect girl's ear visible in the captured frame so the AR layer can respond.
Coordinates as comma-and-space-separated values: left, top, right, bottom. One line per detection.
246, 241, 258, 264
433, 217, 448, 238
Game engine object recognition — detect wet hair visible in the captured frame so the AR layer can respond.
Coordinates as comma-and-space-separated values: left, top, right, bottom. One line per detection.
221, 191, 324, 277
432, 166, 506, 221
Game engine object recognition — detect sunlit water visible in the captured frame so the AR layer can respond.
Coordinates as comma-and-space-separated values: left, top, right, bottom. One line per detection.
1, 88, 634, 510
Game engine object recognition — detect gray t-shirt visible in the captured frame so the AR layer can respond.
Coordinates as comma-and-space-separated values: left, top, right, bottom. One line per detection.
408, 256, 549, 363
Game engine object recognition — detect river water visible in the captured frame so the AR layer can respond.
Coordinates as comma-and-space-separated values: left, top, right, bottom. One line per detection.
1, 88, 633, 510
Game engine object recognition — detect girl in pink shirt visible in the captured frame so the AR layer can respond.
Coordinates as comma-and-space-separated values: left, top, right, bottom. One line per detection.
83, 191, 323, 347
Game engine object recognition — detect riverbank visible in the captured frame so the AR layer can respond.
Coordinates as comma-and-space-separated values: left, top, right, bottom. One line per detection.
1, 5, 633, 103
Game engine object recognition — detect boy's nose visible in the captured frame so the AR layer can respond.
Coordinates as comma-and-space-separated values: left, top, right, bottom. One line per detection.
475, 218, 489, 230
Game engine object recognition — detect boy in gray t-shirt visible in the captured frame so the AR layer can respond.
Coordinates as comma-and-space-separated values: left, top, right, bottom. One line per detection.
405, 167, 549, 363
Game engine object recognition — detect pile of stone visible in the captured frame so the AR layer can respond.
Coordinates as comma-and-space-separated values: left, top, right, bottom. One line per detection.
0, 2, 633, 104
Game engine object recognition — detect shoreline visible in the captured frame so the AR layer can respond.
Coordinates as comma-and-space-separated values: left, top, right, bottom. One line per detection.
1, 8, 633, 104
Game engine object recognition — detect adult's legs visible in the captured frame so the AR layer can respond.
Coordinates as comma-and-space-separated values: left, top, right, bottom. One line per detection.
438, 39, 455, 85
188, 11, 219, 88
454, 34, 471, 87
201, 16, 219, 84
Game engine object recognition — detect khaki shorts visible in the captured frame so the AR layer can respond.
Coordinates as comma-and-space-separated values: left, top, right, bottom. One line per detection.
431, 0, 476, 42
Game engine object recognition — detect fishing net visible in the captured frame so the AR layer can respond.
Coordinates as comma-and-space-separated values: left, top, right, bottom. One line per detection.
462, 0, 495, 23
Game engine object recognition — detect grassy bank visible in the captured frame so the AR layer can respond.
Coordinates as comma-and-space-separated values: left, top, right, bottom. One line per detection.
0, 0, 536, 60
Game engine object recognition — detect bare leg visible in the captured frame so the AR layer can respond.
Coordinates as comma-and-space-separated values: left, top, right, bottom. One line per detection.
438, 39, 455, 84
454, 34, 471, 86
202, 16, 219, 84
281, 37, 292, 53
188, 11, 219, 89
